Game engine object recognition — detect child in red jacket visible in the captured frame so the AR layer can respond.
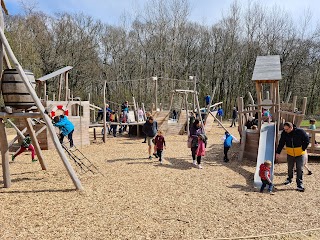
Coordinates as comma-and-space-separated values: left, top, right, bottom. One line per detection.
154, 130, 166, 164
259, 160, 274, 194
196, 134, 207, 169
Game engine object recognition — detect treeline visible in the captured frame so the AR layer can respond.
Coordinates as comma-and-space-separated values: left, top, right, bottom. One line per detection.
3, 0, 320, 116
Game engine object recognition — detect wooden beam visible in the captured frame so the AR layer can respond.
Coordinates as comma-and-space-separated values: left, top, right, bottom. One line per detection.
37, 66, 73, 81
0, 112, 42, 119
103, 81, 107, 143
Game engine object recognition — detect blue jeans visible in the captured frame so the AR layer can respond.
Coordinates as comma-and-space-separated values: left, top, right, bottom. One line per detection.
260, 179, 273, 192
287, 155, 303, 187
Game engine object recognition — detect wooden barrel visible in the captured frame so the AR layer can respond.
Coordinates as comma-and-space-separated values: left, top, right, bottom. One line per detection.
1, 69, 36, 109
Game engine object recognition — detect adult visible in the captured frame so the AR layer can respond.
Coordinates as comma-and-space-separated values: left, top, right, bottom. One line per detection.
189, 119, 204, 165
230, 107, 238, 127
53, 115, 75, 148
275, 122, 309, 192
172, 109, 177, 121
142, 116, 158, 159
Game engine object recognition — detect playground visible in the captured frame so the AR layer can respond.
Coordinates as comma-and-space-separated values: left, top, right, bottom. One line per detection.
1, 123, 320, 240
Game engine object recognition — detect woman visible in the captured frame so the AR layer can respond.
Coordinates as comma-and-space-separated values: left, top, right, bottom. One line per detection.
189, 119, 203, 165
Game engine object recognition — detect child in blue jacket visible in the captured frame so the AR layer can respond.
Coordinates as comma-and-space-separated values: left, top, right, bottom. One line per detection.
223, 131, 238, 162
53, 115, 75, 148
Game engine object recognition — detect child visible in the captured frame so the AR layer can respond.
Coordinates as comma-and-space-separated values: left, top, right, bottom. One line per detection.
196, 134, 207, 169
53, 115, 75, 148
12, 134, 37, 162
222, 131, 238, 162
259, 160, 274, 194
154, 130, 166, 164
309, 119, 316, 130
262, 109, 272, 123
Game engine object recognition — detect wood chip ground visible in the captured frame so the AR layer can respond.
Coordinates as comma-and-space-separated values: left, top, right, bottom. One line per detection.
1, 123, 320, 239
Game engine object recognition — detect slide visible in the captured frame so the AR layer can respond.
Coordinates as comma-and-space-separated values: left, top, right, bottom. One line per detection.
254, 122, 276, 188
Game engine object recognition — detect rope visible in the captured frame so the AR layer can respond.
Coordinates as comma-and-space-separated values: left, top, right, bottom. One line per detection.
215, 227, 320, 240
106, 77, 194, 84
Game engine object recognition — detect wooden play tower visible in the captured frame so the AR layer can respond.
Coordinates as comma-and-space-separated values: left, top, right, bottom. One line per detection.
0, 3, 83, 190
238, 55, 308, 161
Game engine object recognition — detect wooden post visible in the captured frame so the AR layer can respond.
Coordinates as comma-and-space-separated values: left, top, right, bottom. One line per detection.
193, 76, 197, 111
152, 76, 158, 111
43, 81, 47, 100
0, 6, 4, 76
58, 74, 63, 101
238, 126, 247, 161
93, 128, 96, 141
238, 97, 244, 132
256, 82, 262, 132
275, 82, 281, 145
292, 96, 297, 112
132, 96, 137, 121
25, 118, 47, 170
195, 92, 205, 135
65, 71, 69, 101
103, 81, 107, 143
0, 119, 11, 188
185, 93, 189, 136
52, 93, 55, 101
0, 26, 83, 190
142, 103, 146, 121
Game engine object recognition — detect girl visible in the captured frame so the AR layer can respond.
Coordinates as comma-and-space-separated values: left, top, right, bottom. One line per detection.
12, 134, 37, 162
196, 134, 207, 169
189, 119, 203, 165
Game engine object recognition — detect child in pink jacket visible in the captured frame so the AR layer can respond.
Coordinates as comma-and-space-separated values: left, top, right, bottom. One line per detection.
196, 134, 207, 169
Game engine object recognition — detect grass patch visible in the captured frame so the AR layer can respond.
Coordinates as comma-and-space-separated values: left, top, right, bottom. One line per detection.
300, 120, 320, 128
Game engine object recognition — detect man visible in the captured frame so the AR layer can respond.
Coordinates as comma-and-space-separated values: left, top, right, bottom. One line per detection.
230, 107, 237, 127
276, 122, 309, 192
142, 116, 158, 159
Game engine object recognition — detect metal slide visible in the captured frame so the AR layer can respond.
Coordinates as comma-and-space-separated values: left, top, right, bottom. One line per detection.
254, 122, 276, 188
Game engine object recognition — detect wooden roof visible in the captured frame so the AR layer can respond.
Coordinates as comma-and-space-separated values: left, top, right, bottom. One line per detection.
36, 66, 73, 82
252, 55, 281, 81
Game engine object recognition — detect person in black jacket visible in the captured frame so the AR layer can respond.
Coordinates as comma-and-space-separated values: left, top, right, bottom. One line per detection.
276, 122, 309, 192
142, 116, 158, 159
230, 107, 238, 127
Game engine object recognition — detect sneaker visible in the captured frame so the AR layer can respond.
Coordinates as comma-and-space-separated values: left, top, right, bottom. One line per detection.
224, 159, 229, 163
153, 153, 159, 158
148, 156, 152, 160
11, 155, 15, 161
32, 159, 38, 162
308, 171, 313, 175
297, 186, 305, 192
198, 164, 203, 169
268, 191, 275, 195
69, 147, 76, 152
284, 179, 292, 185
193, 160, 197, 165
142, 141, 146, 143
159, 160, 163, 165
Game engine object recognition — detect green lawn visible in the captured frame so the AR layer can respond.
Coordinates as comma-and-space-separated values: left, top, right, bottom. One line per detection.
300, 119, 320, 128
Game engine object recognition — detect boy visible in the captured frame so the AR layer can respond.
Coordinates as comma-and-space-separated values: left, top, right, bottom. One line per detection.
154, 130, 166, 164
53, 115, 75, 148
222, 131, 238, 162
12, 134, 37, 162
259, 160, 274, 194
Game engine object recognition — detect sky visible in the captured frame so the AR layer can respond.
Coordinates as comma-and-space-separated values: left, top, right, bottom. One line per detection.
3, 0, 320, 27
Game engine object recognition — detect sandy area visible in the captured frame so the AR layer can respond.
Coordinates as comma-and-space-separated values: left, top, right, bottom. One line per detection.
1, 123, 320, 240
